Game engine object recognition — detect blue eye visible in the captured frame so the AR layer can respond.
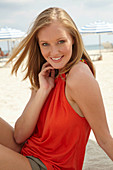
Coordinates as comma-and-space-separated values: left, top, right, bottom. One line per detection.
58, 40, 65, 44
42, 43, 48, 46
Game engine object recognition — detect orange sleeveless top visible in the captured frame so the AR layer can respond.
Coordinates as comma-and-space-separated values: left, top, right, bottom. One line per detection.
21, 74, 91, 170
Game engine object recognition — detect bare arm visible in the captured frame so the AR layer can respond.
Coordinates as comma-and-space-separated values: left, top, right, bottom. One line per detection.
14, 62, 55, 144
68, 62, 113, 160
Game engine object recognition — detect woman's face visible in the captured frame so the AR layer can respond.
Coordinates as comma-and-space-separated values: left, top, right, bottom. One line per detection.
37, 21, 74, 69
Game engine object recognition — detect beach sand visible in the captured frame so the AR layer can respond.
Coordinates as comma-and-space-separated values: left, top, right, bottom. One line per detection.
0, 49, 113, 169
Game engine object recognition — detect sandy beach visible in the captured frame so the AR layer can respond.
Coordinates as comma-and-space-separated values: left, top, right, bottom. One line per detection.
0, 49, 113, 169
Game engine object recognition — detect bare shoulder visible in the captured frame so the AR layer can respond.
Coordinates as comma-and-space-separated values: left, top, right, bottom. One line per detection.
66, 62, 100, 102
67, 62, 95, 84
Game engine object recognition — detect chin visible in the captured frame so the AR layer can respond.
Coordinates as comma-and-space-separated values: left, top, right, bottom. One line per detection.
53, 66, 64, 70
51, 64, 66, 70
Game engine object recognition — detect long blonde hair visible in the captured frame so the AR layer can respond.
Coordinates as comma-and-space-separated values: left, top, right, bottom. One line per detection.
7, 7, 96, 90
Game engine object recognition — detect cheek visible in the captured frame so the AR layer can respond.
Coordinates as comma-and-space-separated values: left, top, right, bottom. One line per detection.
40, 48, 48, 58
60, 45, 68, 53
63, 44, 72, 55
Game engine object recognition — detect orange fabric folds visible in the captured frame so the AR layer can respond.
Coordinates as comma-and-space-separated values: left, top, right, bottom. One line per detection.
21, 74, 91, 170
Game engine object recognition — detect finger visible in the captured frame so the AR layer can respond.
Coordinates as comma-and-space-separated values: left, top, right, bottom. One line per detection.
40, 67, 54, 76
41, 62, 52, 70
50, 69, 55, 78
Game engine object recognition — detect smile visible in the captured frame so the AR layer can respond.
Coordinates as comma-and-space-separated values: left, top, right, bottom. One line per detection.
51, 56, 63, 61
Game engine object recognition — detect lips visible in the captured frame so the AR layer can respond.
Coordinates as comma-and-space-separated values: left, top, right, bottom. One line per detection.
51, 55, 64, 61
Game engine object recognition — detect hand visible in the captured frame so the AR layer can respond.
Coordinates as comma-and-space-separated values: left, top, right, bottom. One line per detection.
38, 62, 55, 92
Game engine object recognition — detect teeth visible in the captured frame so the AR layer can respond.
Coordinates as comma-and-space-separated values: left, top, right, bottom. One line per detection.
51, 57, 62, 61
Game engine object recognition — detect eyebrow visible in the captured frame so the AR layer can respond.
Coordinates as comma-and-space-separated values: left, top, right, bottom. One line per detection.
39, 40, 48, 42
39, 37, 66, 43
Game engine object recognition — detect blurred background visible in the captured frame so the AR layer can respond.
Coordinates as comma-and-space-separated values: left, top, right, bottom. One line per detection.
0, 0, 113, 53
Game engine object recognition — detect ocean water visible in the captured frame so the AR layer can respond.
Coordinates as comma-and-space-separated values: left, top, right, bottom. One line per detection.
85, 44, 104, 51
0, 44, 107, 54
3, 45, 103, 53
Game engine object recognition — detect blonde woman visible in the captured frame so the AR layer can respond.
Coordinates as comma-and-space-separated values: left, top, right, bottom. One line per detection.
0, 7, 113, 170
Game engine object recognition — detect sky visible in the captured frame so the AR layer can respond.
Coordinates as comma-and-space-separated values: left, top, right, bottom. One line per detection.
0, 0, 113, 50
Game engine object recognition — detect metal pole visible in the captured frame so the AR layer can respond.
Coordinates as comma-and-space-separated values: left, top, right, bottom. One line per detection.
98, 34, 102, 60
7, 40, 10, 53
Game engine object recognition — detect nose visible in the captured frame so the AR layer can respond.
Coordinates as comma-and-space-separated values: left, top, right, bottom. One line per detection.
50, 45, 59, 56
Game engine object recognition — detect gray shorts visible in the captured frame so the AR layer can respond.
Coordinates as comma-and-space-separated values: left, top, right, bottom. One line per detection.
26, 156, 47, 170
